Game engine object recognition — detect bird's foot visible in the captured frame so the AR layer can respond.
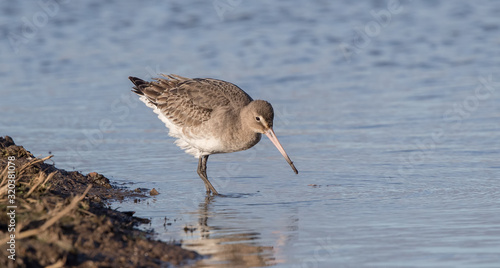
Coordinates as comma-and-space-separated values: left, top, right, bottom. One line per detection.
205, 188, 220, 196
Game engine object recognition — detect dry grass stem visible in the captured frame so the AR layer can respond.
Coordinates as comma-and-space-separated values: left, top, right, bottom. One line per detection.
18, 155, 53, 175
0, 185, 92, 244
24, 171, 56, 198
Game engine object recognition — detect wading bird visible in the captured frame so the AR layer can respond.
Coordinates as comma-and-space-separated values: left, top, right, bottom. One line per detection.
129, 74, 298, 195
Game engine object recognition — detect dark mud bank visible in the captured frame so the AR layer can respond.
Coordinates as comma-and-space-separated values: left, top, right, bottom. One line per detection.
0, 136, 199, 267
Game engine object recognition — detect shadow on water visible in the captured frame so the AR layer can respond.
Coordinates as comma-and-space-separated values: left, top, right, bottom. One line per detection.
183, 196, 277, 267
217, 192, 259, 198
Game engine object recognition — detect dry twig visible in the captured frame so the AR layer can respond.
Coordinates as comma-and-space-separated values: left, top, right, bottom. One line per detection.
0, 185, 92, 244
24, 171, 56, 198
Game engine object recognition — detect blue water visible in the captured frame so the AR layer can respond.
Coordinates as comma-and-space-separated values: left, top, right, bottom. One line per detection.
1, 0, 500, 267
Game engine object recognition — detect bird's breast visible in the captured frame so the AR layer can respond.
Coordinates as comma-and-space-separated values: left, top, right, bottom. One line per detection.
183, 126, 261, 155
231, 132, 261, 152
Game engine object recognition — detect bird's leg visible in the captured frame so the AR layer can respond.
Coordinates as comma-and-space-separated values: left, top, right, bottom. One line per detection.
197, 155, 219, 195
197, 156, 211, 193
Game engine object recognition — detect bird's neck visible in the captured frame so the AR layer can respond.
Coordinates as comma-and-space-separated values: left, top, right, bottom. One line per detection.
239, 104, 254, 133
235, 105, 261, 149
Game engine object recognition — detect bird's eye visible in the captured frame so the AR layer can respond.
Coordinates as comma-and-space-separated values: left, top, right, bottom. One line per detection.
255, 117, 261, 122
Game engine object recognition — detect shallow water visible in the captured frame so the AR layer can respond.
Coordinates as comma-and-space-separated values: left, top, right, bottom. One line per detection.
1, 0, 500, 267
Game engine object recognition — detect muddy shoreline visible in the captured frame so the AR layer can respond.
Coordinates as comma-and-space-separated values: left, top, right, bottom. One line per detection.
0, 136, 200, 267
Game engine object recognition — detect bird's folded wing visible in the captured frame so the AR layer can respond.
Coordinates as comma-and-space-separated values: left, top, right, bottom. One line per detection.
154, 75, 250, 127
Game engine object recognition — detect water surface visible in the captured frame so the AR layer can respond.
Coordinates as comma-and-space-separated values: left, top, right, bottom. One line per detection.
1, 0, 500, 267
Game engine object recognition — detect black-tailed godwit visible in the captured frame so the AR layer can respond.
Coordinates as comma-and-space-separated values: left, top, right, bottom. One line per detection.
129, 74, 298, 195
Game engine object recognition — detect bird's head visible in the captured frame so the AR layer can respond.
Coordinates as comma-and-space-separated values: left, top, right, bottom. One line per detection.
242, 100, 298, 174
244, 100, 274, 134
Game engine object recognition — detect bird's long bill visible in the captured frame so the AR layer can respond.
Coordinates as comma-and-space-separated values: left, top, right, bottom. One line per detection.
265, 129, 298, 174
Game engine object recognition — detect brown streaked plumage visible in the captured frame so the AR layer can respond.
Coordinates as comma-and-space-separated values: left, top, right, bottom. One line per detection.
129, 74, 298, 195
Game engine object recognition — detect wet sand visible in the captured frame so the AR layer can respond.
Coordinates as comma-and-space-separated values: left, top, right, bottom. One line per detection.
0, 136, 199, 267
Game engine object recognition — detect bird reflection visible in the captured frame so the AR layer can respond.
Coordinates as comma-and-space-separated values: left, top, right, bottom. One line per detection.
182, 196, 276, 267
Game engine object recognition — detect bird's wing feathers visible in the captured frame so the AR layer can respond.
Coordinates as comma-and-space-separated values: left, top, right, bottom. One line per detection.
135, 74, 252, 127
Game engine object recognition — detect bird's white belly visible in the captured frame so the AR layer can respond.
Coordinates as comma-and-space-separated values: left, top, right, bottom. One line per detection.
140, 96, 225, 158
182, 136, 226, 155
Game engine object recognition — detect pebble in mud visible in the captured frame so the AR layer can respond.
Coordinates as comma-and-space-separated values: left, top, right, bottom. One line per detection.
150, 188, 159, 196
